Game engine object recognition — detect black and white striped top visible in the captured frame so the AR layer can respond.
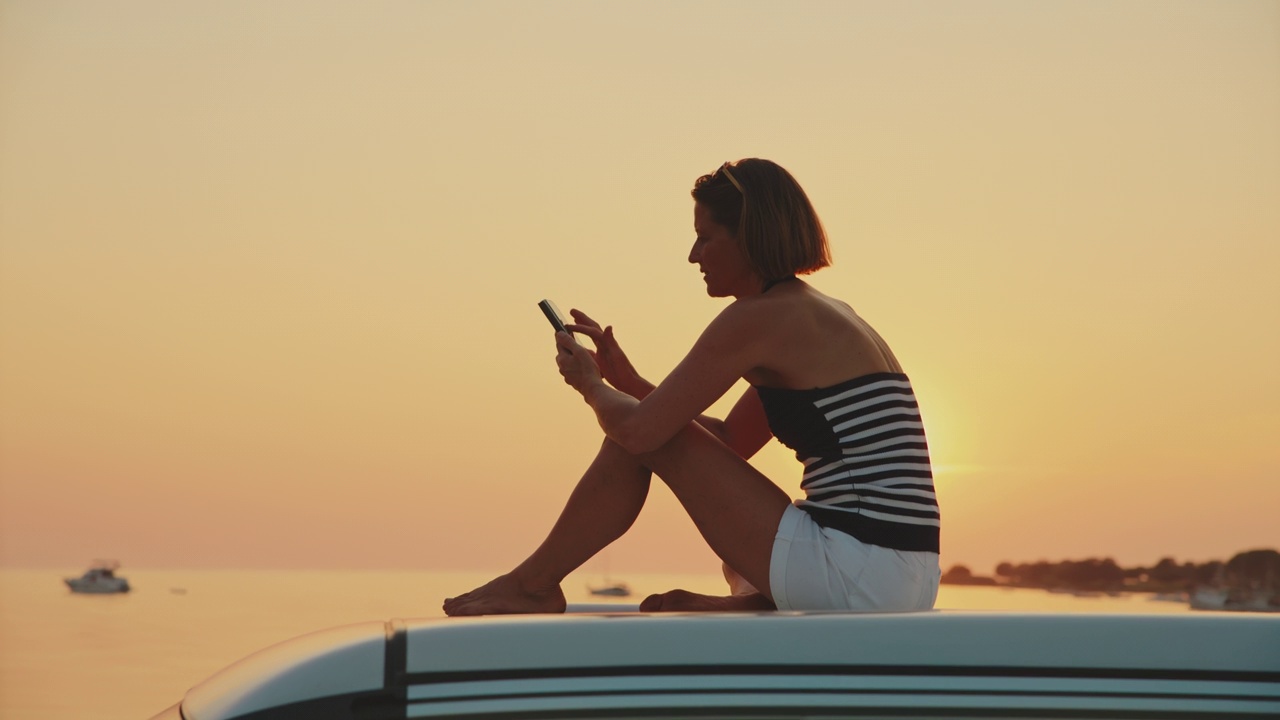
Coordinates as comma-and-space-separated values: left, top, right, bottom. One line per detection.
755, 372, 940, 553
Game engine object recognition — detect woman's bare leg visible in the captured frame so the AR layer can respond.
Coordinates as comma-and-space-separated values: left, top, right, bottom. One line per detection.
633, 422, 791, 611
641, 423, 791, 594
445, 421, 792, 616
443, 439, 652, 616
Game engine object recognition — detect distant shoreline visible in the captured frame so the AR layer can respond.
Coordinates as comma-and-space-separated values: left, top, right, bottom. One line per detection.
942, 549, 1280, 610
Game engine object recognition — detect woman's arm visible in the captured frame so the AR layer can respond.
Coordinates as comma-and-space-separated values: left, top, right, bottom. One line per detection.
566, 309, 767, 451
703, 387, 773, 460
559, 301, 771, 455
565, 310, 653, 399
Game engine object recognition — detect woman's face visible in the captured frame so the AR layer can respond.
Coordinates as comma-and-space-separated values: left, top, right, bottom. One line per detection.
690, 203, 758, 298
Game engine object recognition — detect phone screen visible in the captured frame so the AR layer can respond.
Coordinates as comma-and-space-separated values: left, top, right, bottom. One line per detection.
538, 299, 572, 336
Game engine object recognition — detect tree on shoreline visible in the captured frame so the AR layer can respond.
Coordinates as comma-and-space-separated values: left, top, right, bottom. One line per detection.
1225, 549, 1280, 601
946, 549, 1274, 593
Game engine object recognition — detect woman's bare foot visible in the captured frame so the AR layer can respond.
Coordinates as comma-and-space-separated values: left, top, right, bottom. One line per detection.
442, 573, 567, 616
639, 589, 776, 612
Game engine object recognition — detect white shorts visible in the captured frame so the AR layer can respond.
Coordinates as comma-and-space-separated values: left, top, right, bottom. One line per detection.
768, 503, 940, 612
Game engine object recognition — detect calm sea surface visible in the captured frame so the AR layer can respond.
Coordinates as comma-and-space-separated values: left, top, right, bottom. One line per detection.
0, 568, 1190, 720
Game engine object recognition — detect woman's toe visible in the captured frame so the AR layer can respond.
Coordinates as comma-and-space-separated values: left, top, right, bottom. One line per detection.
639, 593, 665, 611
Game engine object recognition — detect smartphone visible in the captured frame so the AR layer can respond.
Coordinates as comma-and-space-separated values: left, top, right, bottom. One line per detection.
537, 299, 574, 337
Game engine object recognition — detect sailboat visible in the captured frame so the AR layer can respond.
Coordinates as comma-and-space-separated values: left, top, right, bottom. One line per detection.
587, 553, 631, 597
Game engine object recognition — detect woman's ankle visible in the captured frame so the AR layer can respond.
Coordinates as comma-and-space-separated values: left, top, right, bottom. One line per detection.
508, 565, 561, 596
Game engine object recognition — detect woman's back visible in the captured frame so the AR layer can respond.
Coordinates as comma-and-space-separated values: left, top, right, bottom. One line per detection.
745, 281, 940, 556
741, 279, 903, 392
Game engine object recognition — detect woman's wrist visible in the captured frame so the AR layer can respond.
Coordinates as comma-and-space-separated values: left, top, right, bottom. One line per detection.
616, 374, 653, 400
583, 377, 611, 406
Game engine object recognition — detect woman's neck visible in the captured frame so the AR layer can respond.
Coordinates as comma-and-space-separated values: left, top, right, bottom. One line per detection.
762, 276, 798, 293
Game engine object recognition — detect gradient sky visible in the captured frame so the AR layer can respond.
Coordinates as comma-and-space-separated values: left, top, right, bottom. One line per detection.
1, 0, 1276, 576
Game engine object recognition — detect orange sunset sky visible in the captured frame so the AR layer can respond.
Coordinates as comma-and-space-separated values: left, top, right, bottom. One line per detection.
1, 1, 1276, 576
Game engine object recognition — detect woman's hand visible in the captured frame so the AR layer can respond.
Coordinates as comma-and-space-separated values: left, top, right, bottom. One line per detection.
555, 331, 603, 396
565, 310, 644, 394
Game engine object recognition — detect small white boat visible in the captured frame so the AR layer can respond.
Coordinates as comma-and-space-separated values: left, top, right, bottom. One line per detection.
587, 582, 631, 597
64, 560, 130, 594
1190, 587, 1228, 610
1189, 586, 1279, 612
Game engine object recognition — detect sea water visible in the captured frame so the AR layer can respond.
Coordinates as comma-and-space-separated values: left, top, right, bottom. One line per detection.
0, 568, 1190, 720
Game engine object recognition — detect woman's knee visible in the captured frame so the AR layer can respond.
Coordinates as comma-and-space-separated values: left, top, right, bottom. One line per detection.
630, 423, 710, 472
598, 437, 654, 473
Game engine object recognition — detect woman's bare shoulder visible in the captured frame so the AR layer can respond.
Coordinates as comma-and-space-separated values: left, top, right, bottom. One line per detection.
742, 285, 902, 385
716, 286, 806, 327
708, 282, 858, 340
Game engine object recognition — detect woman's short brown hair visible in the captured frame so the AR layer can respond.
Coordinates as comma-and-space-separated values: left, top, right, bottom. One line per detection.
691, 159, 831, 282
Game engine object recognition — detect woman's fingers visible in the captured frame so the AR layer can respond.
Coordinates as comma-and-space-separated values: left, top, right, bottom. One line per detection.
554, 331, 577, 354
566, 309, 605, 347
599, 327, 625, 356
556, 332, 594, 363
554, 331, 601, 391
569, 309, 602, 330
565, 323, 603, 343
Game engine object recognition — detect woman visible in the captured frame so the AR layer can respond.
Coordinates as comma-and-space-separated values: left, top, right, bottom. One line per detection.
443, 159, 940, 615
